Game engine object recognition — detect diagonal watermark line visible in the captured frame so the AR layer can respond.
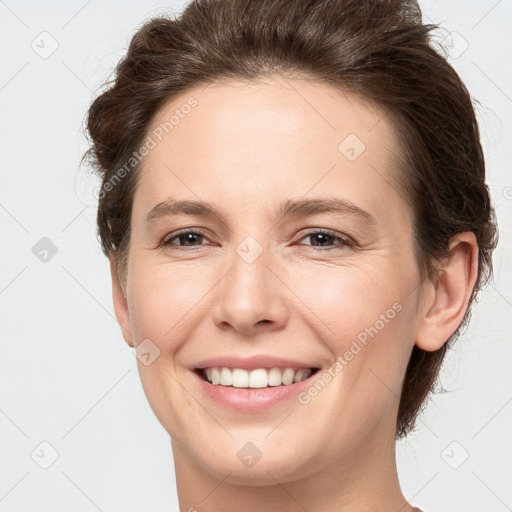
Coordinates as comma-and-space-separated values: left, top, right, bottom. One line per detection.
264, 265, 337, 336
368, 112, 386, 132
367, 162, 409, 204
0, 62, 29, 92
0, 266, 28, 296
471, 0, 503, 30
61, 470, 103, 511
418, 418, 439, 439
368, 367, 400, 399
420, 9, 435, 25
0, 408, 29, 438
61, 60, 93, 93
60, 205, 89, 233
278, 74, 336, 131
0, 201, 29, 232
0, 0, 29, 28
199, 471, 233, 504
163, 162, 203, 200
61, 265, 117, 322
0, 472, 29, 502
489, 282, 512, 310
61, 369, 131, 439
471, 396, 512, 439
472, 60, 512, 105
399, 472, 440, 512
365, 280, 424, 400
61, 0, 93, 29
163, 267, 234, 338
161, 162, 239, 337
266, 163, 337, 235
265, 409, 294, 438
200, 81, 214, 93
265, 471, 310, 512
471, 470, 511, 510
163, 368, 234, 438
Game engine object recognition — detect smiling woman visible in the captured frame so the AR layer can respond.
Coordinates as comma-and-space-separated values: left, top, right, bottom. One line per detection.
81, 0, 497, 511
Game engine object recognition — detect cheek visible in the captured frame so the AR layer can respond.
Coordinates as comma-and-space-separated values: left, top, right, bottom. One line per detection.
293, 266, 417, 458
124, 259, 212, 440
291, 261, 415, 407
126, 257, 213, 345
289, 260, 407, 347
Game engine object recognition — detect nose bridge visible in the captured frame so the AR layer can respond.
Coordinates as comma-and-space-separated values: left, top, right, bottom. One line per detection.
231, 233, 269, 294
213, 231, 288, 334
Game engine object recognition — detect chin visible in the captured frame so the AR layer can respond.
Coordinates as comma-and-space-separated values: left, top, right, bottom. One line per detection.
185, 434, 321, 487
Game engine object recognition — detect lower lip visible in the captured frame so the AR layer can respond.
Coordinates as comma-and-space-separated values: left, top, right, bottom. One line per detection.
191, 370, 317, 411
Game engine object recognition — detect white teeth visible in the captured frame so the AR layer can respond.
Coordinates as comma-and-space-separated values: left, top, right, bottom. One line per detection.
267, 367, 283, 386
232, 368, 248, 388
248, 368, 268, 388
202, 367, 313, 388
282, 368, 295, 385
294, 368, 308, 383
220, 367, 233, 386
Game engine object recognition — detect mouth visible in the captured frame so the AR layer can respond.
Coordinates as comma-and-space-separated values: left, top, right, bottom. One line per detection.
193, 366, 321, 388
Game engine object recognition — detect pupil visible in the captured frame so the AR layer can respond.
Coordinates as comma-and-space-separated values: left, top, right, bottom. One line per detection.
181, 233, 201, 246
314, 233, 332, 246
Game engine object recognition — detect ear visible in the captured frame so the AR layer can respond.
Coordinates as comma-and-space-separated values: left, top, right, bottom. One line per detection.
415, 232, 479, 351
109, 253, 134, 348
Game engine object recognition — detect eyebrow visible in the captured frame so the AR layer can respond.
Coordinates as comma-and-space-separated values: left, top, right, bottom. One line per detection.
145, 197, 376, 227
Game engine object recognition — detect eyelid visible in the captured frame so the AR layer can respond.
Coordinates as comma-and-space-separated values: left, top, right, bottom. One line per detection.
161, 227, 213, 249
162, 227, 210, 242
160, 227, 357, 251
295, 228, 356, 248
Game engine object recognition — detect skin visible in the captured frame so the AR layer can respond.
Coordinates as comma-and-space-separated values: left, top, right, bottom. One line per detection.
109, 75, 478, 512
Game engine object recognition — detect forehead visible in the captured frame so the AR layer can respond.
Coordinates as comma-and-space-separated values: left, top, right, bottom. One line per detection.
146, 75, 395, 157
135, 75, 409, 227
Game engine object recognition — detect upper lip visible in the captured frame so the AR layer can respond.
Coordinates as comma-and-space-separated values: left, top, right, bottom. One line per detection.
193, 355, 320, 370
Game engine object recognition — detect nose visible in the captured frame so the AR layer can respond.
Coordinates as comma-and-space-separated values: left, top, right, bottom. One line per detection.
212, 243, 289, 337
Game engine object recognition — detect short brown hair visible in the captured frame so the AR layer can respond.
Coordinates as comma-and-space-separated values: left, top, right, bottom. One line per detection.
82, 0, 498, 439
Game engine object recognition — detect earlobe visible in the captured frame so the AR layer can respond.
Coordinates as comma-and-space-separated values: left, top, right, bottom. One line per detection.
109, 253, 134, 348
414, 232, 479, 352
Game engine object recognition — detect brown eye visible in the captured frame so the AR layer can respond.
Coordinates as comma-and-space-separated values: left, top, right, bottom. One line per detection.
162, 230, 210, 250
297, 229, 355, 250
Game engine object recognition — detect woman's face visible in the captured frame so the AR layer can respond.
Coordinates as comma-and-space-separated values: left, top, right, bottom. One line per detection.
114, 76, 426, 484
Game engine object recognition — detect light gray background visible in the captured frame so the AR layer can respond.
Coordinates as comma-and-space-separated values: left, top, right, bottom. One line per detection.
0, 1, 511, 511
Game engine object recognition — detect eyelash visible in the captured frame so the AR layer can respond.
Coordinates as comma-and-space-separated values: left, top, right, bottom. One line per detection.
160, 228, 356, 251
